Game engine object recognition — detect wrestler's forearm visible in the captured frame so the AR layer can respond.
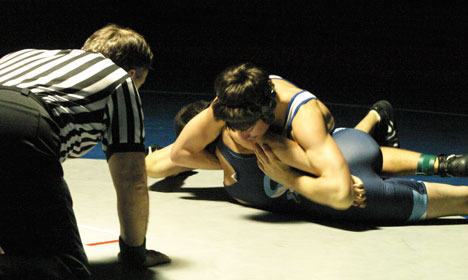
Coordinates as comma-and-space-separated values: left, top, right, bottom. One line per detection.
146, 144, 194, 178
260, 134, 354, 209
171, 105, 224, 169
284, 169, 353, 210
147, 160, 193, 178
170, 148, 221, 170
262, 134, 315, 173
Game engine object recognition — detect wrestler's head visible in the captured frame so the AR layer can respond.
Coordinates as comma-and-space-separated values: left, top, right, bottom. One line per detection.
174, 100, 211, 137
212, 63, 276, 142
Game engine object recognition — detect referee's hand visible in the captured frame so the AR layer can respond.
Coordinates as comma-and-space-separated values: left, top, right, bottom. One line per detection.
143, 250, 171, 267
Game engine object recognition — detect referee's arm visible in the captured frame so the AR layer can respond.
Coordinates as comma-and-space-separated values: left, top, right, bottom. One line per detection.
108, 152, 148, 246
104, 78, 148, 246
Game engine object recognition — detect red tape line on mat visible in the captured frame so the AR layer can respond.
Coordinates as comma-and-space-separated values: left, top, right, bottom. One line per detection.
86, 239, 119, 246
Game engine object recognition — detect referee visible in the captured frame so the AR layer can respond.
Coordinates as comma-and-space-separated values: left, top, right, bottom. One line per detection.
0, 24, 169, 279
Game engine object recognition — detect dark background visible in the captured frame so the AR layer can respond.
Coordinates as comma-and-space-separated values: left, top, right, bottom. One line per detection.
2, 0, 467, 114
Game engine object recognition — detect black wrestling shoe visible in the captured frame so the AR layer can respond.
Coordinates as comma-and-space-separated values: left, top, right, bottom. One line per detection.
437, 154, 468, 177
370, 100, 400, 148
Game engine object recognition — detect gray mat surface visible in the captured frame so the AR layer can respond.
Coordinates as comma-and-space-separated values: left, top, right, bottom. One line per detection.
64, 158, 468, 280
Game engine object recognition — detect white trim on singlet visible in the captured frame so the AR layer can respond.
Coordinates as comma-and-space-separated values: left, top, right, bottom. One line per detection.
268, 74, 317, 136
283, 91, 317, 137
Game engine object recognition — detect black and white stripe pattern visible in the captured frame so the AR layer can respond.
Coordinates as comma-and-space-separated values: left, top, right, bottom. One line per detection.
0, 49, 145, 161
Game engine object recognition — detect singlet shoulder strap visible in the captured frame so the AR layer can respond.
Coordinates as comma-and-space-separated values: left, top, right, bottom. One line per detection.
216, 137, 231, 159
268, 74, 317, 137
282, 90, 317, 137
215, 137, 255, 161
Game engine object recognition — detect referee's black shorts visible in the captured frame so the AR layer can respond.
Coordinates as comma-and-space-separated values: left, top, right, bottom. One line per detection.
0, 87, 90, 279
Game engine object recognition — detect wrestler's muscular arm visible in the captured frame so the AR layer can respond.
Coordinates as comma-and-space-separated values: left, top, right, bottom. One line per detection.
171, 105, 224, 169
146, 144, 194, 178
263, 100, 354, 210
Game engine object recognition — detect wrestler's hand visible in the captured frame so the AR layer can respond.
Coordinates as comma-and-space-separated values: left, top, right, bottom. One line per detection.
261, 132, 288, 152
351, 175, 366, 208
255, 143, 295, 187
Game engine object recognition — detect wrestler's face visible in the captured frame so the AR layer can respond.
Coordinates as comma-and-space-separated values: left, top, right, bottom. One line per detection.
232, 119, 270, 143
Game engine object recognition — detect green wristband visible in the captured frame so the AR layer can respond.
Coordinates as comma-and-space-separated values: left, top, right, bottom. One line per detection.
416, 154, 437, 176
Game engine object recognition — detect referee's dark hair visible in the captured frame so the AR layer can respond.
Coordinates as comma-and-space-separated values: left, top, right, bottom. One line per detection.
82, 23, 153, 75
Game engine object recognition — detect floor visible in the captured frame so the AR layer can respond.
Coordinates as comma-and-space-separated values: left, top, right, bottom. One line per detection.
68, 91, 468, 280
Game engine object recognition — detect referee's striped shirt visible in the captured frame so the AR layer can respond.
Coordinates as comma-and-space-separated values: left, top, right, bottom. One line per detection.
0, 49, 145, 162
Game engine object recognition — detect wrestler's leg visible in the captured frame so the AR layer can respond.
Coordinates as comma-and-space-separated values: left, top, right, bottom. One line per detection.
380, 147, 468, 177
354, 113, 436, 176
381, 147, 428, 175
354, 100, 400, 148
354, 108, 380, 134
424, 182, 468, 219
353, 100, 468, 177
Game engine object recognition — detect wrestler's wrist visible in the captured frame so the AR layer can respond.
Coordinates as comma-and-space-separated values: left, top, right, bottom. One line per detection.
284, 172, 304, 190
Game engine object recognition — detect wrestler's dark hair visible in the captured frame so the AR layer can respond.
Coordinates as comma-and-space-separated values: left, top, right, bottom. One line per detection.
174, 100, 211, 137
212, 63, 276, 131
82, 23, 153, 73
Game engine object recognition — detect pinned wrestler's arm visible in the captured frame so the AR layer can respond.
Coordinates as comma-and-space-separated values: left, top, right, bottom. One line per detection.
146, 144, 194, 178
170, 106, 223, 170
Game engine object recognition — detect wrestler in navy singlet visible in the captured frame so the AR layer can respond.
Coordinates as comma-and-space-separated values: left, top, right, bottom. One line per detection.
217, 76, 428, 222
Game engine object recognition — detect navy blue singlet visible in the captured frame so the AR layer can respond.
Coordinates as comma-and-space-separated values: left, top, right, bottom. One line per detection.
217, 80, 427, 222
